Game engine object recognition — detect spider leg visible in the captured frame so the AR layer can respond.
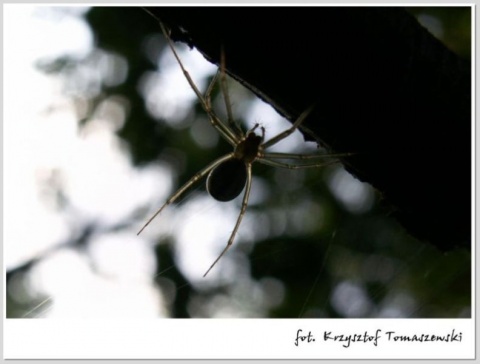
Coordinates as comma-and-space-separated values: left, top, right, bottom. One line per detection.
257, 158, 339, 169
158, 21, 239, 146
137, 153, 235, 235
262, 104, 315, 149
219, 46, 244, 138
203, 163, 253, 277
261, 151, 354, 160
204, 71, 241, 145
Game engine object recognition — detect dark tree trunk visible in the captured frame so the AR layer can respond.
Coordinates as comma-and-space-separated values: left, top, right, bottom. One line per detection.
144, 7, 471, 251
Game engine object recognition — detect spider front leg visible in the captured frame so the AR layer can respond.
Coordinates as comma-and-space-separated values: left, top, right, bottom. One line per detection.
137, 153, 234, 235
261, 152, 354, 160
204, 71, 242, 145
258, 158, 340, 169
262, 104, 315, 149
158, 21, 239, 146
203, 163, 253, 277
219, 47, 244, 138
259, 151, 354, 169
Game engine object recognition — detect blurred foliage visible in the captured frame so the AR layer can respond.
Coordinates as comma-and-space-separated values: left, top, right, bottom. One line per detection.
8, 6, 471, 318
405, 7, 471, 58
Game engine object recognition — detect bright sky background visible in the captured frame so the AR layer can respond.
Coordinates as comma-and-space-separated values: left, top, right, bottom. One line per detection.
4, 5, 171, 317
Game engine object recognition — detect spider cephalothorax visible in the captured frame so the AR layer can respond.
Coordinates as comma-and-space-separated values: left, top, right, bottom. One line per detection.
234, 124, 265, 163
138, 16, 348, 276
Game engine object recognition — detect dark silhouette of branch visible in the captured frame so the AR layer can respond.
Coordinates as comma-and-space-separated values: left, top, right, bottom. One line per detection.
144, 7, 471, 252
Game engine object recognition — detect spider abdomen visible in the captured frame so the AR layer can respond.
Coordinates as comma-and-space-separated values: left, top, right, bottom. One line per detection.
207, 158, 247, 202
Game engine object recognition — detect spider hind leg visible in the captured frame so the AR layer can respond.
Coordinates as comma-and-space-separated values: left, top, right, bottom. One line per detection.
204, 164, 253, 277
137, 153, 234, 235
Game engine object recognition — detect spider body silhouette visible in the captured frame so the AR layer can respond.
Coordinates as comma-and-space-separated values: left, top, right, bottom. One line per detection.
207, 126, 263, 202
207, 158, 247, 202
138, 16, 348, 276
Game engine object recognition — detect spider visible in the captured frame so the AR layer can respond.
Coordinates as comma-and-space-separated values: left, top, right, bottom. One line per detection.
138, 18, 348, 277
